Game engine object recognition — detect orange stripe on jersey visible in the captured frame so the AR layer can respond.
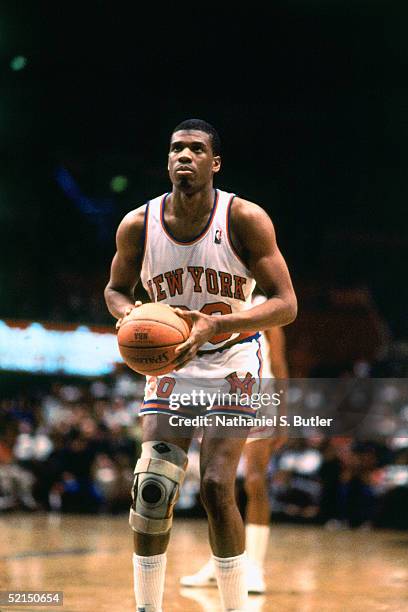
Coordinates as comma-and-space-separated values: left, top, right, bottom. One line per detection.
160, 190, 219, 245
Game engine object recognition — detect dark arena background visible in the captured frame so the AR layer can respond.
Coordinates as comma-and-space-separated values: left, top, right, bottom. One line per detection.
1, 2, 408, 611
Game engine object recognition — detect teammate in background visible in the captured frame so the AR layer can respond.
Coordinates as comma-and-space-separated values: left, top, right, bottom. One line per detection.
181, 293, 289, 594
105, 119, 297, 612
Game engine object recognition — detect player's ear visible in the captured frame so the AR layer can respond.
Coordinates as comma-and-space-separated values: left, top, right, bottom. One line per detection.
212, 156, 221, 174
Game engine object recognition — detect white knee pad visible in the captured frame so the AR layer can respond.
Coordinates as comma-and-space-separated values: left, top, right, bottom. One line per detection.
129, 441, 188, 535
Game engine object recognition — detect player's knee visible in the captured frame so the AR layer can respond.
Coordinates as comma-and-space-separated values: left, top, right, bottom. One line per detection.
129, 441, 187, 536
200, 473, 234, 513
244, 471, 267, 499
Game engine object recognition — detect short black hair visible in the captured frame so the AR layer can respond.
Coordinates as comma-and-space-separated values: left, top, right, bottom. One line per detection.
171, 118, 221, 156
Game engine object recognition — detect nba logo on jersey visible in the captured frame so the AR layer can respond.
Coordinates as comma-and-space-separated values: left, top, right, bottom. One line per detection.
215, 228, 222, 244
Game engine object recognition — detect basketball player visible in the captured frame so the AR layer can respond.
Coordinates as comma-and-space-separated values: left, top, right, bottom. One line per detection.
181, 294, 289, 594
104, 119, 297, 612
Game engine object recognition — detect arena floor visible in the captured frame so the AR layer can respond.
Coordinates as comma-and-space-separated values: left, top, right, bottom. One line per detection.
0, 514, 407, 611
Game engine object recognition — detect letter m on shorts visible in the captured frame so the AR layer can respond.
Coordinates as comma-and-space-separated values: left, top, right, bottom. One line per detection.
225, 372, 256, 395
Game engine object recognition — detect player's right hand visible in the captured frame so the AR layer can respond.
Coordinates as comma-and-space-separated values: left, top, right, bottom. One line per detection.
115, 301, 142, 330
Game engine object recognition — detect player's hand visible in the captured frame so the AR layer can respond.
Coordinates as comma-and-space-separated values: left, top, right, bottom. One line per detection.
172, 309, 220, 370
115, 301, 142, 330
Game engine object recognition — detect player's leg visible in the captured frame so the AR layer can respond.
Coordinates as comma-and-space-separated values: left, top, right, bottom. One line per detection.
242, 438, 274, 594
180, 437, 274, 593
244, 438, 273, 524
131, 413, 193, 612
199, 424, 251, 612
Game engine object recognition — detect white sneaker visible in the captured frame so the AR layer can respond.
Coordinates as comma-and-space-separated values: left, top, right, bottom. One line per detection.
180, 557, 266, 593
247, 561, 266, 594
180, 558, 217, 587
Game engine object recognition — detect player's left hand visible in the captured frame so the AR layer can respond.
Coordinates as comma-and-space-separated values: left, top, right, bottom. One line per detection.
115, 301, 142, 330
172, 309, 219, 370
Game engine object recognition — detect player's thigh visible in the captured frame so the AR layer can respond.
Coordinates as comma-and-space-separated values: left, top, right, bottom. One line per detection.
140, 413, 194, 454
200, 426, 250, 483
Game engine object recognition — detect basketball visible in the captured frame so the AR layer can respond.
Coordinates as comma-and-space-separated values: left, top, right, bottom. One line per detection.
117, 303, 190, 375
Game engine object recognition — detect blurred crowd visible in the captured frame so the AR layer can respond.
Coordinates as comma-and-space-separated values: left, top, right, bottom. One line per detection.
1, 367, 408, 529
0, 371, 142, 515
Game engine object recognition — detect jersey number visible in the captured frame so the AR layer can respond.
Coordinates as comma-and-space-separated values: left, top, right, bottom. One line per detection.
176, 301, 233, 344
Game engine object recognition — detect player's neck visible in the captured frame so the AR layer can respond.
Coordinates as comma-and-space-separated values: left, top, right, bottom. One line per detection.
170, 185, 215, 219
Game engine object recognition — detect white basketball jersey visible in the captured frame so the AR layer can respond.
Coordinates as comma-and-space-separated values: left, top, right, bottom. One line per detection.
140, 188, 256, 352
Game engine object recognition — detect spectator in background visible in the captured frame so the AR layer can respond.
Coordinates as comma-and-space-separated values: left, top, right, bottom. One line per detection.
1, 374, 408, 531
0, 417, 37, 510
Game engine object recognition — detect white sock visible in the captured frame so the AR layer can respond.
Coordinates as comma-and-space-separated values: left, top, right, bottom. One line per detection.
133, 552, 166, 612
213, 551, 248, 611
245, 524, 269, 569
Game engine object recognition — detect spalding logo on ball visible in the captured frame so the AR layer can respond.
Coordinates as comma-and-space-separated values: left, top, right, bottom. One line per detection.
117, 303, 191, 375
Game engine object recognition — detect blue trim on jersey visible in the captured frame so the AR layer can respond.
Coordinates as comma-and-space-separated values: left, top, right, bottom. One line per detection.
143, 399, 170, 406
199, 332, 260, 355
139, 407, 194, 418
205, 409, 257, 418
161, 189, 218, 244
256, 335, 263, 379
140, 399, 197, 417
140, 406, 257, 419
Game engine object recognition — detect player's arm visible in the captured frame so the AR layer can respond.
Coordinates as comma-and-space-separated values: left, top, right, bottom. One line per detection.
216, 198, 297, 333
104, 206, 146, 322
174, 199, 297, 368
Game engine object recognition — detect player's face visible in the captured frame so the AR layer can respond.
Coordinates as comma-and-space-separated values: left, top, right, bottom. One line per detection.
168, 130, 221, 192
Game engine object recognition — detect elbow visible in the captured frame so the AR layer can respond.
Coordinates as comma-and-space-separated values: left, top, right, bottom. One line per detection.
104, 283, 116, 308
284, 296, 298, 325
103, 284, 111, 304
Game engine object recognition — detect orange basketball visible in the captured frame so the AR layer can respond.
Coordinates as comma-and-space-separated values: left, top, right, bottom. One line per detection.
117, 303, 190, 375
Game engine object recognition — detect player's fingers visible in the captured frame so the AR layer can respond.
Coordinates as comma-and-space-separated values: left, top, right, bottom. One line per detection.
116, 302, 142, 329
174, 341, 197, 365
174, 337, 194, 355
124, 301, 143, 318
174, 308, 199, 320
173, 307, 188, 317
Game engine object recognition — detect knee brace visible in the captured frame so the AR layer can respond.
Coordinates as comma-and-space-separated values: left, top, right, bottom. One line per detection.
129, 441, 188, 535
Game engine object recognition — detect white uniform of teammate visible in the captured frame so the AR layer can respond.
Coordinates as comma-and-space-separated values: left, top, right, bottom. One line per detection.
139, 188, 263, 419
246, 294, 275, 443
